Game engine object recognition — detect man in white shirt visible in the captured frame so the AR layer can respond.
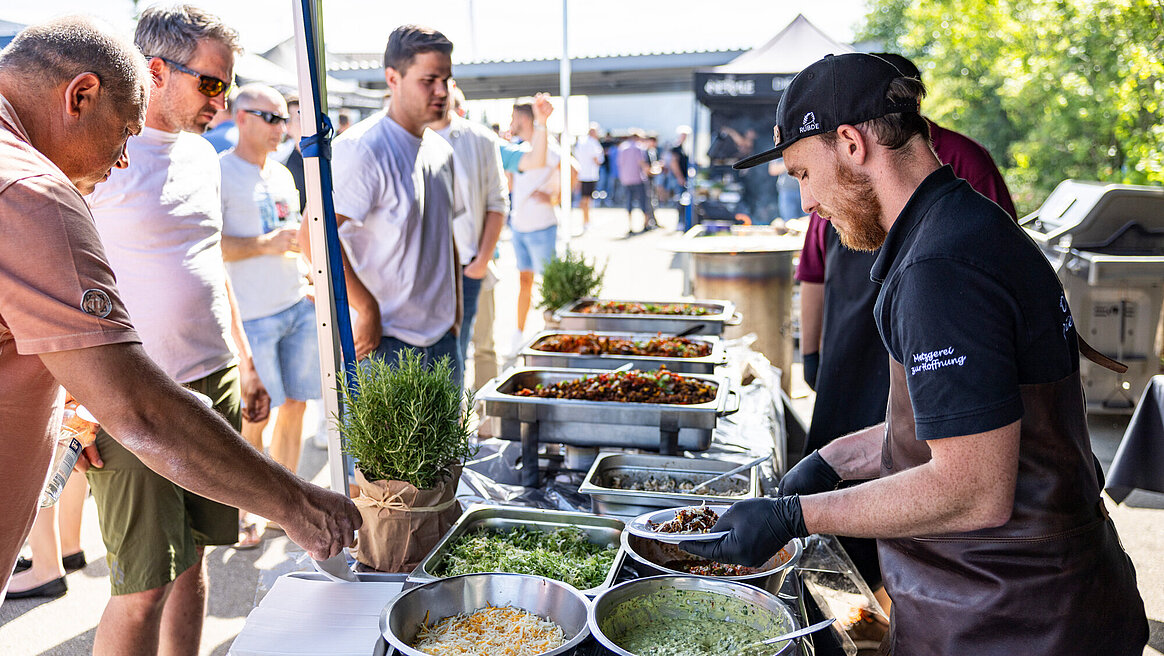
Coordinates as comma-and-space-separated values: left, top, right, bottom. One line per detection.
220, 84, 319, 510
86, 7, 273, 654
428, 84, 508, 388
508, 100, 561, 346
320, 25, 462, 385
574, 123, 604, 232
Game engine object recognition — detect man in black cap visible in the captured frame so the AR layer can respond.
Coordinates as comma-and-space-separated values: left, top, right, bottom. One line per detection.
683, 53, 1147, 654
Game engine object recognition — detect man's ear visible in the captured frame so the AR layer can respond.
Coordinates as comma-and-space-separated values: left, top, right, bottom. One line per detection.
64, 72, 102, 119
147, 56, 167, 90
384, 66, 400, 93
834, 124, 869, 166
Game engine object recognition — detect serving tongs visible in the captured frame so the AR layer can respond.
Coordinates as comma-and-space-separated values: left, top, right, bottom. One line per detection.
690, 453, 771, 493
739, 617, 836, 653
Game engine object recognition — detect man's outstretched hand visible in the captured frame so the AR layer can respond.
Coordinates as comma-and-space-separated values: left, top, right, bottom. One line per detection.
680, 496, 809, 568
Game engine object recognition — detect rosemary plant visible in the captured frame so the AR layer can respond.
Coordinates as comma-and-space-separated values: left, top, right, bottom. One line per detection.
337, 350, 474, 489
537, 249, 606, 312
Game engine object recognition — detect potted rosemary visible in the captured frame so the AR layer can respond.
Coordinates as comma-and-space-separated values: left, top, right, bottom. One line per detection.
338, 350, 474, 572
538, 249, 606, 328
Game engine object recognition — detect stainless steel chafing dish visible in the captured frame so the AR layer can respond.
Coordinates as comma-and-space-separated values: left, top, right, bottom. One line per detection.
554, 297, 741, 336
579, 453, 759, 518
520, 330, 727, 374
477, 367, 739, 486
408, 504, 624, 597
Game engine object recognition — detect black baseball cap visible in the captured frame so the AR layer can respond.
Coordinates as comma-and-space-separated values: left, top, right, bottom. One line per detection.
733, 53, 920, 170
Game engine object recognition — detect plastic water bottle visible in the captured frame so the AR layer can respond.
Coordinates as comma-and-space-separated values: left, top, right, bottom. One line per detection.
39, 404, 99, 507
39, 426, 85, 508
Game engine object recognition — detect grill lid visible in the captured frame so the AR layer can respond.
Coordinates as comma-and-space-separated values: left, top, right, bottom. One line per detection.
1021, 180, 1164, 255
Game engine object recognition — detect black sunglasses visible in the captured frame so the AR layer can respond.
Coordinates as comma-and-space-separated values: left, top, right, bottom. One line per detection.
150, 56, 230, 98
241, 109, 290, 125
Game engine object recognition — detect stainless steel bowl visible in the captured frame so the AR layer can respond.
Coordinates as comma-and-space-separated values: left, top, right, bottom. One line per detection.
620, 532, 802, 594
381, 573, 590, 656
588, 575, 799, 656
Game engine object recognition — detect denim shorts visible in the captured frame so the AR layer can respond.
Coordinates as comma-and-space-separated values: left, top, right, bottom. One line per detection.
242, 297, 322, 408
511, 224, 558, 274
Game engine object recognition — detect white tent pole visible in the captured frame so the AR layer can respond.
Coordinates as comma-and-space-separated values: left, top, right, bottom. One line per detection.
559, 0, 572, 242
292, 0, 352, 495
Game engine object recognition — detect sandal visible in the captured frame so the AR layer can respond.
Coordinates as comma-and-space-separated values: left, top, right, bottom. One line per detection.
234, 522, 262, 550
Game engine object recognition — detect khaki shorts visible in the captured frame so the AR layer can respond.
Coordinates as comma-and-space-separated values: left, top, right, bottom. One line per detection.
87, 365, 242, 595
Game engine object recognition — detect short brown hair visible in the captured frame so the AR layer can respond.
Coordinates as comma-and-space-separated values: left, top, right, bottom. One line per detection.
0, 16, 148, 110
382, 25, 452, 74
821, 76, 929, 154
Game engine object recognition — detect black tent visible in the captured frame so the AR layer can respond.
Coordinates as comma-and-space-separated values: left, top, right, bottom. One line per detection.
691, 15, 852, 224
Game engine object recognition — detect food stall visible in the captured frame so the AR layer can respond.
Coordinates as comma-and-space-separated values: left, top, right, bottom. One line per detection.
690, 15, 852, 227
235, 4, 882, 655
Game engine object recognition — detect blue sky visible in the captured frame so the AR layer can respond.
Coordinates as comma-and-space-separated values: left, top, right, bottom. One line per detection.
4, 0, 868, 60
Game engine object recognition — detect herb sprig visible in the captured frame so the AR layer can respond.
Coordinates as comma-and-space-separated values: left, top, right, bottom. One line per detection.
435, 526, 617, 590
337, 350, 474, 489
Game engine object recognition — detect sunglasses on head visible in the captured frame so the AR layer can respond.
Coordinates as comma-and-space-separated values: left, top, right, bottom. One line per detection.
241, 109, 290, 125
150, 56, 230, 98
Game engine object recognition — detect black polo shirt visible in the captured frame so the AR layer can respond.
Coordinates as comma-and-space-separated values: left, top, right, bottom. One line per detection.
871, 166, 1079, 440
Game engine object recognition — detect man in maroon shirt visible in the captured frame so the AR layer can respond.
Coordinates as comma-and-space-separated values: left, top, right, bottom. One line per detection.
791, 52, 1017, 614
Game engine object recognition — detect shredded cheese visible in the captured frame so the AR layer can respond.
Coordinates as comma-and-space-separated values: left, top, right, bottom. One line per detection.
412, 604, 566, 656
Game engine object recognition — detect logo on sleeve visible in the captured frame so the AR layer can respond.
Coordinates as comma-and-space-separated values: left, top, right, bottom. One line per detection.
81, 289, 113, 318
911, 346, 967, 375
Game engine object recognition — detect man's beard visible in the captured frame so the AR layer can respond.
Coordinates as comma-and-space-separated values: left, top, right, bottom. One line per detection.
828, 162, 886, 252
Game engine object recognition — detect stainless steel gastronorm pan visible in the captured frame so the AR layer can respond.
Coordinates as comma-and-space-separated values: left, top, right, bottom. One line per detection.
520, 330, 727, 375
408, 504, 624, 597
555, 298, 740, 336
579, 452, 760, 517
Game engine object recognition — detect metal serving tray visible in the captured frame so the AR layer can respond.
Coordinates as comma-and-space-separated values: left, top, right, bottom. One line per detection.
477, 367, 738, 453
555, 297, 741, 336
408, 504, 624, 597
520, 330, 727, 375
579, 453, 760, 518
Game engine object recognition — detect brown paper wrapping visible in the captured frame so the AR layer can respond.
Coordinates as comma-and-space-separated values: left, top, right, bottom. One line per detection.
351, 464, 462, 573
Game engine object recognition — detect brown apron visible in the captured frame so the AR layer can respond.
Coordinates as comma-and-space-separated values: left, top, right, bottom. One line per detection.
878, 357, 1147, 655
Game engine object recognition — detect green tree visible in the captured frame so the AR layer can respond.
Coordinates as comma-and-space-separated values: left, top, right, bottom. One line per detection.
858, 0, 1164, 213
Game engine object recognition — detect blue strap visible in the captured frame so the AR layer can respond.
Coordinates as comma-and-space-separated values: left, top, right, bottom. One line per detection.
299, 113, 333, 160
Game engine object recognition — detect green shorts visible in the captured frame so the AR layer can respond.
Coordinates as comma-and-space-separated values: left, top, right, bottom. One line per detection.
87, 365, 243, 595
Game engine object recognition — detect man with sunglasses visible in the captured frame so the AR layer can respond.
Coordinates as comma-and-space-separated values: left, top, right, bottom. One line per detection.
84, 6, 280, 655
219, 84, 320, 542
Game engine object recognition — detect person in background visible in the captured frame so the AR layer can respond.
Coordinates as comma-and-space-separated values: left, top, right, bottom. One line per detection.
792, 51, 1022, 624
85, 6, 282, 651
220, 83, 320, 544
281, 95, 307, 212
6, 396, 96, 600
667, 126, 691, 206
617, 130, 655, 235
201, 99, 236, 153
769, 158, 802, 220
506, 98, 562, 355
335, 110, 353, 134
428, 81, 509, 388
574, 122, 604, 233
686, 52, 1147, 654
313, 25, 462, 385
0, 11, 358, 617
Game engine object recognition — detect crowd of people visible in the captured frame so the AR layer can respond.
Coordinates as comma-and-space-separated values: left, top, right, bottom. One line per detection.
0, 4, 1152, 655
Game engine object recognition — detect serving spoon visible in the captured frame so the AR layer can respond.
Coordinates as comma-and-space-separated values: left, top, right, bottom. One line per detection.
739, 617, 836, 653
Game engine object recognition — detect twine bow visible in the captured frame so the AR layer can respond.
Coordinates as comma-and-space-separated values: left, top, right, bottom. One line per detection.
353, 492, 459, 514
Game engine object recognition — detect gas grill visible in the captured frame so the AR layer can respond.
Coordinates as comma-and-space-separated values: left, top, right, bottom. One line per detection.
1022, 180, 1164, 411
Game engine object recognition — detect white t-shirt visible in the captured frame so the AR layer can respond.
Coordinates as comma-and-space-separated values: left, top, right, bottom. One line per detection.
510, 140, 561, 233
574, 135, 604, 182
219, 151, 308, 321
435, 116, 509, 263
89, 127, 236, 384
331, 111, 458, 347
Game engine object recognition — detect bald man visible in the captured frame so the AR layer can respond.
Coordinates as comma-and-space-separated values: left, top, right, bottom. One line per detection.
0, 15, 359, 611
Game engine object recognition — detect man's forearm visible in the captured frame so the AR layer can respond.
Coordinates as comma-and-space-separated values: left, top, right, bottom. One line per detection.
803, 420, 1021, 539
819, 423, 885, 480
475, 211, 504, 264
221, 235, 272, 262
224, 276, 254, 364
40, 344, 305, 522
799, 282, 823, 355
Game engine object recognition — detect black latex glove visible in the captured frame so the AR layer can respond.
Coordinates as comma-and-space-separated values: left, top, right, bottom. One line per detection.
780, 449, 841, 497
802, 352, 820, 390
680, 496, 809, 568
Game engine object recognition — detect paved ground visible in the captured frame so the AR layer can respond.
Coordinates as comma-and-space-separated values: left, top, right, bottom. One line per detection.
1, 206, 1161, 654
